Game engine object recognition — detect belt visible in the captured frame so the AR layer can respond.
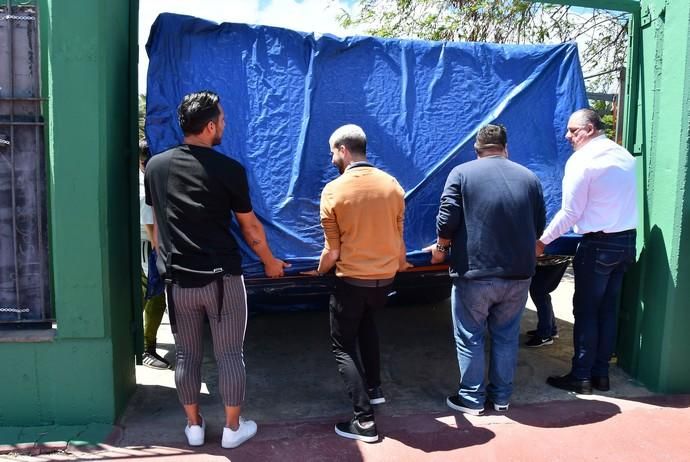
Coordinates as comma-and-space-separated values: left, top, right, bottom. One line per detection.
342, 277, 395, 288
584, 229, 635, 238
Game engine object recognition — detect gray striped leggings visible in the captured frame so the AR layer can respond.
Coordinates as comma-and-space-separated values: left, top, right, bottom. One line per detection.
170, 275, 247, 407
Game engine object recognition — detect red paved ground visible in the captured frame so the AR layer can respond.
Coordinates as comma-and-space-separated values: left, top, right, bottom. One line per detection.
7, 394, 685, 461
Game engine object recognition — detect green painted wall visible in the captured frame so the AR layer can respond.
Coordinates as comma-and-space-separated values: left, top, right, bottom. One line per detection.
1, 0, 688, 431
618, 0, 690, 392
0, 0, 138, 426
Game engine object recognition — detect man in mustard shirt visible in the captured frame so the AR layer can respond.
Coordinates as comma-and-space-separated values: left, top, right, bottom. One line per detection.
313, 124, 410, 443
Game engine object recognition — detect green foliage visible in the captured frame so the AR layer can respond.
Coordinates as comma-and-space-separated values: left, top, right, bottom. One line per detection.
602, 114, 615, 139
138, 94, 146, 140
339, 0, 629, 92
591, 99, 616, 139
591, 99, 611, 113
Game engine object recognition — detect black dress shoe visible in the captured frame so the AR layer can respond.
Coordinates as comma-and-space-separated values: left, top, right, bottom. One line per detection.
547, 373, 592, 394
591, 376, 610, 391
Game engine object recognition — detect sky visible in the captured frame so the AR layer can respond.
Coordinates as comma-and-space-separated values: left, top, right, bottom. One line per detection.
138, 0, 363, 93
138, 1, 619, 94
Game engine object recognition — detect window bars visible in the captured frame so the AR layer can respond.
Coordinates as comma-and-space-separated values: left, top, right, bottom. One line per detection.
0, 1, 51, 328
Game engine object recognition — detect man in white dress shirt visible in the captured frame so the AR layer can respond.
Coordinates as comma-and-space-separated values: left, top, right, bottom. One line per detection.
536, 108, 637, 394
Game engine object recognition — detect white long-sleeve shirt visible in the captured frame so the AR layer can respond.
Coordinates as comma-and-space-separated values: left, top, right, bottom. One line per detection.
540, 135, 637, 245
140, 170, 154, 240
140, 170, 155, 275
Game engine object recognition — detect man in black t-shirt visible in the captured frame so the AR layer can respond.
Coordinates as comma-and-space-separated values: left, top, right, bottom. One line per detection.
145, 91, 288, 449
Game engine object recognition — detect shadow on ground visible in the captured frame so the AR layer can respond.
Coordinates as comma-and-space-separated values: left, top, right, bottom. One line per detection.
5, 275, 685, 461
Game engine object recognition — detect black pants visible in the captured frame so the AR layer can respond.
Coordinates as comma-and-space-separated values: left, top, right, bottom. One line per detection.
330, 279, 391, 423
529, 261, 569, 337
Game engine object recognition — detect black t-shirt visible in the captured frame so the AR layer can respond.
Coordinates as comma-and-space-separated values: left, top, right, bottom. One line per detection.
145, 144, 252, 287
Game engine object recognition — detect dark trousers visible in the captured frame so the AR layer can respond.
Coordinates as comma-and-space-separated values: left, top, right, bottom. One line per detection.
571, 231, 636, 379
330, 279, 391, 423
529, 261, 569, 338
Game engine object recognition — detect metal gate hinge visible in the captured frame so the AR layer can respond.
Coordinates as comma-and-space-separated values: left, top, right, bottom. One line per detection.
640, 7, 651, 27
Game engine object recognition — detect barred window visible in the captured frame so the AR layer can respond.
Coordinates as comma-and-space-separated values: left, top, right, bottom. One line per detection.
0, 2, 51, 329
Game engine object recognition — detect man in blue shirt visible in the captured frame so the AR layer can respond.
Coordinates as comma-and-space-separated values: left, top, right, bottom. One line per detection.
429, 124, 545, 415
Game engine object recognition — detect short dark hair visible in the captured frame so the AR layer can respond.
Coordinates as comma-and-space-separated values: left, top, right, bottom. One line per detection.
474, 124, 507, 152
139, 139, 150, 164
177, 90, 221, 135
574, 108, 604, 131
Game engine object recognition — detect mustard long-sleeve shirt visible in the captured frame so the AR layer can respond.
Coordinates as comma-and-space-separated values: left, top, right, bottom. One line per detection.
320, 164, 405, 280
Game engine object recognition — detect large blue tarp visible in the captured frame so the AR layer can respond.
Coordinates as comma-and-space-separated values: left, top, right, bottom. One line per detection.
145, 13, 588, 277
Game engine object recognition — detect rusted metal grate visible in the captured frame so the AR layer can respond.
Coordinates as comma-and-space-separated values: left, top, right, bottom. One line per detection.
0, 1, 51, 328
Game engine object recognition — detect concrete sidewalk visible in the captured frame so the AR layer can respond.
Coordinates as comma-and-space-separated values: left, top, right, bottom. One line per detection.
3, 268, 689, 461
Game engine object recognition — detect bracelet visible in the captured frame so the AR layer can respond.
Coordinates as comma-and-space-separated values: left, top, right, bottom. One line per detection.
435, 243, 451, 253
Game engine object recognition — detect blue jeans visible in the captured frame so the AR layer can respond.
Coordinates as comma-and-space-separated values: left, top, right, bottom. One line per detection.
571, 231, 636, 379
451, 277, 531, 408
530, 261, 569, 337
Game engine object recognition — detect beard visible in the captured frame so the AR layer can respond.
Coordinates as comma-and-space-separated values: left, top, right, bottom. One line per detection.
333, 158, 346, 174
212, 133, 222, 146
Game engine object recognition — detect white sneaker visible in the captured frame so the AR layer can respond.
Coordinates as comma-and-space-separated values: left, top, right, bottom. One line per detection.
184, 415, 205, 446
493, 402, 510, 412
221, 417, 258, 449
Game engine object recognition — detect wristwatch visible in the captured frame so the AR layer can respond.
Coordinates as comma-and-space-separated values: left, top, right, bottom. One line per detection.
435, 243, 451, 253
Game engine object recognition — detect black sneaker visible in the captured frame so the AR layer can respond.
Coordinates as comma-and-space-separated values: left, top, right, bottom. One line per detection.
527, 329, 559, 339
524, 336, 554, 348
367, 386, 386, 405
334, 418, 378, 443
143, 351, 170, 370
446, 395, 484, 416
